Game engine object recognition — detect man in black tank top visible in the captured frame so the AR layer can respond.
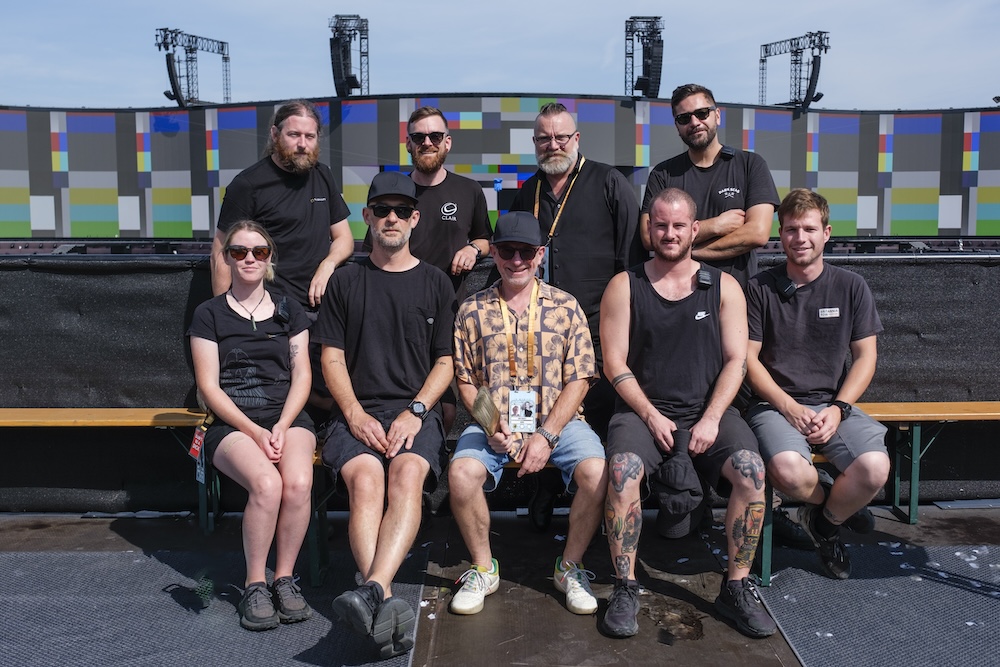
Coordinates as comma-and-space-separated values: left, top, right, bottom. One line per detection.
598, 188, 776, 640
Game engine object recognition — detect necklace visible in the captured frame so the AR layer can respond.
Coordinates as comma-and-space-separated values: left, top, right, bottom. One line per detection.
229, 289, 266, 330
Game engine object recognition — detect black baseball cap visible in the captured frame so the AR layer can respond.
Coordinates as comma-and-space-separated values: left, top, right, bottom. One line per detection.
492, 211, 542, 246
367, 171, 418, 205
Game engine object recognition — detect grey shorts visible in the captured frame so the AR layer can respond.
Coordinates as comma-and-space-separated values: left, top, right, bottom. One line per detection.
745, 401, 888, 471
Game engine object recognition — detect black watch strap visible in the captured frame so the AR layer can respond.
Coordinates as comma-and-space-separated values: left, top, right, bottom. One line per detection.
831, 400, 852, 420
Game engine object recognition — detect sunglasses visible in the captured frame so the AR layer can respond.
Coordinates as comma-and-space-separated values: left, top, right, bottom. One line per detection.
494, 244, 539, 261
226, 245, 271, 261
408, 131, 447, 146
370, 204, 416, 219
674, 106, 717, 126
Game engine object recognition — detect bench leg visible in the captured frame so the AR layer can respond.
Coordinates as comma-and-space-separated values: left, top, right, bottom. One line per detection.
756, 482, 774, 587
890, 422, 921, 525
307, 467, 335, 587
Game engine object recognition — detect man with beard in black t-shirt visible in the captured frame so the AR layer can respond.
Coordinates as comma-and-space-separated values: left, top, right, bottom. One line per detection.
213, 100, 354, 412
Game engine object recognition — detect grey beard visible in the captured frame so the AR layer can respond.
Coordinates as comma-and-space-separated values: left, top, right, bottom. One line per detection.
537, 147, 578, 175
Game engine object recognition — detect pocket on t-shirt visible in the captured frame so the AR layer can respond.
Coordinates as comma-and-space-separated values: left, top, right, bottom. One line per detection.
404, 305, 436, 347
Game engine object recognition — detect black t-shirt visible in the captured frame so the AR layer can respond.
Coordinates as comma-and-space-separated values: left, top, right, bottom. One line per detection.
187, 292, 311, 414
313, 258, 457, 414
511, 155, 643, 364
747, 263, 883, 404
364, 171, 492, 298
642, 148, 779, 287
218, 157, 351, 307
622, 263, 723, 419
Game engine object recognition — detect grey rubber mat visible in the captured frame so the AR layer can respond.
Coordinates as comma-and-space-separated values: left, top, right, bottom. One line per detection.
758, 542, 999, 666
0, 549, 426, 666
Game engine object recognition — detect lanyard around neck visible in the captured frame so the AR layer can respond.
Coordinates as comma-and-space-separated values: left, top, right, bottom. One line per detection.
533, 155, 586, 242
497, 280, 540, 384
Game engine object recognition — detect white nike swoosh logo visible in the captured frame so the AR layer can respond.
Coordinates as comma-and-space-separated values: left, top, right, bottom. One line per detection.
695, 312, 709, 320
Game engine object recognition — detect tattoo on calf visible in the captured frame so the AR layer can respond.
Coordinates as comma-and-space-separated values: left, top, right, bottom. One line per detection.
733, 500, 765, 569
610, 453, 643, 493
823, 506, 843, 524
731, 450, 766, 490
615, 555, 631, 581
606, 498, 643, 554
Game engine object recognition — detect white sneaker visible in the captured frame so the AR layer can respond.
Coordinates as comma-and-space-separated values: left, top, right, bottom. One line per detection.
449, 560, 500, 615
553, 557, 598, 615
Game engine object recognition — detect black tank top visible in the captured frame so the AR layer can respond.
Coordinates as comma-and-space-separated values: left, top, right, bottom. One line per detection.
623, 263, 723, 419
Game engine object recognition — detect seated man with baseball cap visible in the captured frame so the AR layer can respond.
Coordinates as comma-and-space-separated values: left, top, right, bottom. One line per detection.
448, 211, 607, 617
314, 171, 457, 658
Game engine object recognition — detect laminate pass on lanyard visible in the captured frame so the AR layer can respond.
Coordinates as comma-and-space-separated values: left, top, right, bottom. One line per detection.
498, 280, 539, 433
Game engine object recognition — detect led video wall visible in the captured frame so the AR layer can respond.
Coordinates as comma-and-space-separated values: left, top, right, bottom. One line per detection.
2, 95, 999, 239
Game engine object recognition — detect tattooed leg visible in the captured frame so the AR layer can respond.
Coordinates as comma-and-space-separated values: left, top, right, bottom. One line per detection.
606, 452, 644, 581
722, 449, 767, 578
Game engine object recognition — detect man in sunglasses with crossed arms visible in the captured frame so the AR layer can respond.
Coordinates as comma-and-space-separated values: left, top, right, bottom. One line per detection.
640, 84, 779, 289
314, 172, 456, 658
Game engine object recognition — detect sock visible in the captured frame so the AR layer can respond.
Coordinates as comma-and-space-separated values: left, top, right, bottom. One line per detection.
814, 509, 840, 539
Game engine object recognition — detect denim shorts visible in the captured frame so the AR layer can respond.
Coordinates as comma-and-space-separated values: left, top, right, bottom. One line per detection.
452, 419, 605, 493
745, 401, 888, 471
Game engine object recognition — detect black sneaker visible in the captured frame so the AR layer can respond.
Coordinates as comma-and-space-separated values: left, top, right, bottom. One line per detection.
817, 469, 875, 534
600, 579, 640, 638
714, 577, 777, 638
772, 506, 815, 550
238, 581, 279, 631
271, 575, 313, 624
373, 597, 416, 659
332, 581, 384, 637
798, 504, 852, 579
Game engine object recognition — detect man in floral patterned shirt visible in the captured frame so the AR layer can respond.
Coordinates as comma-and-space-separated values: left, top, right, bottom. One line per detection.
447, 211, 608, 618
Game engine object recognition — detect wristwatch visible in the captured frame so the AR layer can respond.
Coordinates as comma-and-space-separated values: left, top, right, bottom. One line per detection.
536, 427, 560, 449
467, 241, 482, 259
831, 400, 852, 421
407, 400, 428, 421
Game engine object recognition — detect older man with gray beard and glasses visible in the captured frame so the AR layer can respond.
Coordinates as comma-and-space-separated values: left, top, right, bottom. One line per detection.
506, 102, 644, 530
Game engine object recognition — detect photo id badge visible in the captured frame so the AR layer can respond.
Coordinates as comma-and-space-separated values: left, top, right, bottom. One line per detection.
508, 390, 537, 433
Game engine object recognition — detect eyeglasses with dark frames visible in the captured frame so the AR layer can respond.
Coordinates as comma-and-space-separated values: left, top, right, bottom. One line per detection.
226, 245, 272, 261
673, 106, 717, 126
531, 133, 576, 147
494, 244, 540, 261
408, 131, 447, 146
370, 204, 416, 219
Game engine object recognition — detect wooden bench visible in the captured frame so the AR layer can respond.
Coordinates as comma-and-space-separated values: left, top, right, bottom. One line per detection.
757, 400, 1000, 586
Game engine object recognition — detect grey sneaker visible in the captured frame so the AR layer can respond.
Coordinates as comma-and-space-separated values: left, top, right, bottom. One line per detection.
798, 504, 852, 579
715, 577, 777, 638
271, 575, 312, 623
373, 597, 416, 659
332, 581, 384, 636
600, 579, 640, 638
238, 581, 279, 631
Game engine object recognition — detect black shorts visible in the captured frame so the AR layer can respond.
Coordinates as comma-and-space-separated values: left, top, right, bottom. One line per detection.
205, 405, 316, 464
321, 407, 447, 492
606, 406, 759, 497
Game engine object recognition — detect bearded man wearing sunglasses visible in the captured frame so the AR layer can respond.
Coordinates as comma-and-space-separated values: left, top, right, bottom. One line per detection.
314, 172, 456, 659
640, 84, 780, 289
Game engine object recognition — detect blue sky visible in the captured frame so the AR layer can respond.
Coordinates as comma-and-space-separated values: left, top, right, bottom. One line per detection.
2, 0, 998, 111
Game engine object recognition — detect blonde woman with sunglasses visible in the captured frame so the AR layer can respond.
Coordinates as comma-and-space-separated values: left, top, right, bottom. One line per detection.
188, 220, 316, 632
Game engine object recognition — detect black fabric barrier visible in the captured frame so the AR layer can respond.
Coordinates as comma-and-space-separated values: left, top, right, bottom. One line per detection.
758, 255, 1000, 402
1, 256, 212, 408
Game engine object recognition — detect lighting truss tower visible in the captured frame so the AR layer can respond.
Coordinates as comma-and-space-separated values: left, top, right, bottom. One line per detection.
329, 15, 369, 97
155, 28, 231, 107
759, 31, 829, 110
625, 16, 664, 98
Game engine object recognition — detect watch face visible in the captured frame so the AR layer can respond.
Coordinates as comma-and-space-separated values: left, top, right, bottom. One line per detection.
410, 401, 426, 415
